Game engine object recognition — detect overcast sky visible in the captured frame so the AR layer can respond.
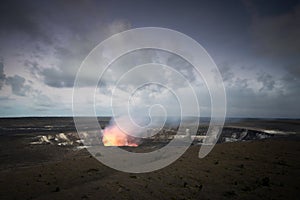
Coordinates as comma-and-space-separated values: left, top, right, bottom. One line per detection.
0, 0, 299, 118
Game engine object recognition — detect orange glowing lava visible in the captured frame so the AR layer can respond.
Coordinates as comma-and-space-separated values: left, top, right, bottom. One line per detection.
102, 125, 138, 147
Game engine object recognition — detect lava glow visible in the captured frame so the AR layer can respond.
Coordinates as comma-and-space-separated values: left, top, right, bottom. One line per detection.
102, 125, 138, 147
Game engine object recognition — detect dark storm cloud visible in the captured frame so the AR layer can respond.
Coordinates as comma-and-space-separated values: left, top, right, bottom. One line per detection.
0, 0, 131, 89
0, 0, 108, 43
0, 61, 32, 96
1, 0, 116, 88
285, 62, 300, 78
280, 72, 300, 94
218, 62, 235, 82
243, 0, 299, 17
25, 57, 76, 88
28, 19, 131, 88
225, 76, 299, 118
5, 75, 31, 96
246, 0, 300, 84
0, 0, 52, 44
0, 0, 299, 117
257, 73, 275, 92
217, 59, 300, 117
0, 61, 55, 114
40, 67, 74, 88
251, 4, 300, 58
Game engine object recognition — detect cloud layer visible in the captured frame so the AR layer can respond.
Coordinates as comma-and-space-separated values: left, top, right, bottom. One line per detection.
0, 0, 299, 118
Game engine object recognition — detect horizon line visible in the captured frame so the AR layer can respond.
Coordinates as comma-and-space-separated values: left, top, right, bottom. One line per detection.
0, 116, 299, 120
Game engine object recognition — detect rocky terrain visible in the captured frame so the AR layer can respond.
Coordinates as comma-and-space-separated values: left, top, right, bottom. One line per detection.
0, 117, 299, 199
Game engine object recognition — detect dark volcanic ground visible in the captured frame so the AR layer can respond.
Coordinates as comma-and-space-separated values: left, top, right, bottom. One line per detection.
0, 118, 299, 200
